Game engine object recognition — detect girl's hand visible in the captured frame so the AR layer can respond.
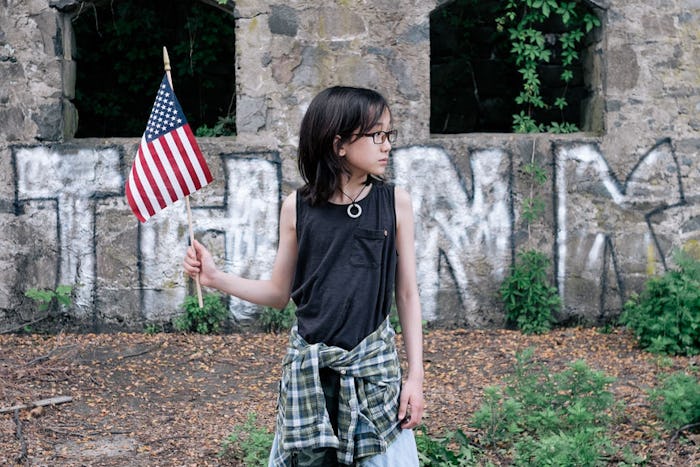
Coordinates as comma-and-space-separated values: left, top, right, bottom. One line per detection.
398, 377, 424, 429
183, 239, 218, 287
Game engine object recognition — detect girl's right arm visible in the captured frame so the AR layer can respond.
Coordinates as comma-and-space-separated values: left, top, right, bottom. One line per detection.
183, 192, 298, 309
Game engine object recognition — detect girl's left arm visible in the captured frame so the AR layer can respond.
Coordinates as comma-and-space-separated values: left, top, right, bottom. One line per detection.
394, 186, 425, 429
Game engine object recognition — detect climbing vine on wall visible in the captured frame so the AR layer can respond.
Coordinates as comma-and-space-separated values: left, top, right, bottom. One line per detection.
430, 0, 601, 134
498, 0, 601, 133
500, 139, 561, 334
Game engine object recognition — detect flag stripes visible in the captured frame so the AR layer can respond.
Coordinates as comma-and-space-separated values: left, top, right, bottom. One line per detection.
125, 74, 213, 223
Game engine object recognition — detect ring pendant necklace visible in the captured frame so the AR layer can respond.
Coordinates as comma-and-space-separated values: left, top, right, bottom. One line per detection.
340, 183, 369, 218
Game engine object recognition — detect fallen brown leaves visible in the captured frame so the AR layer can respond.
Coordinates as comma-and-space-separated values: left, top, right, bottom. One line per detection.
0, 327, 697, 466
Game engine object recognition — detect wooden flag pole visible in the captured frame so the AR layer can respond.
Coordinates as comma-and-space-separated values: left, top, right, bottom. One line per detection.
163, 46, 204, 308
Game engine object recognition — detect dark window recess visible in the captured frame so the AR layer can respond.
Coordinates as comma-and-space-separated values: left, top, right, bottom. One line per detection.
72, 0, 236, 138
430, 0, 595, 134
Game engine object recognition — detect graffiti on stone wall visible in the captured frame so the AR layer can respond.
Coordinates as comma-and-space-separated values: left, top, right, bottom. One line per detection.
554, 138, 687, 321
139, 154, 280, 322
392, 140, 694, 324
14, 146, 123, 318
10, 140, 697, 327
13, 146, 280, 325
392, 146, 511, 325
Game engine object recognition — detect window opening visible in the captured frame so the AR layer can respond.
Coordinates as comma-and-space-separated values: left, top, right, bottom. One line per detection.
71, 0, 236, 138
430, 0, 602, 134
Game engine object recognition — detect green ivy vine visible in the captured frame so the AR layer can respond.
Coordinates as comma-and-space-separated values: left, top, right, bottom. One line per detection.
497, 0, 601, 133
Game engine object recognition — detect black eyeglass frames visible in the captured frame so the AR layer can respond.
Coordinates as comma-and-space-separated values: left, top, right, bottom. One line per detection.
362, 130, 398, 144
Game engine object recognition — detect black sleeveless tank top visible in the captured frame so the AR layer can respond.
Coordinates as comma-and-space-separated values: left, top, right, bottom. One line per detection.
292, 180, 397, 350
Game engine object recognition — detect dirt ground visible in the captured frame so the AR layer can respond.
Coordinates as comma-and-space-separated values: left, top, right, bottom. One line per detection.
1, 327, 698, 466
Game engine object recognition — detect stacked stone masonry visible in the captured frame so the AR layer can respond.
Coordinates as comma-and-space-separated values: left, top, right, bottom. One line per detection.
0, 0, 699, 331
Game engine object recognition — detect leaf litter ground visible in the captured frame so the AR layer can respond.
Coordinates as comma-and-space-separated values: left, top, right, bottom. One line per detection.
0, 327, 698, 466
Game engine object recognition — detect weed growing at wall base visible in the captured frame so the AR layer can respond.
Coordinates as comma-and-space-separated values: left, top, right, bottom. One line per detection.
20, 284, 74, 332
259, 301, 296, 334
501, 137, 560, 335
173, 293, 228, 334
500, 250, 559, 334
25, 285, 73, 312
620, 248, 700, 356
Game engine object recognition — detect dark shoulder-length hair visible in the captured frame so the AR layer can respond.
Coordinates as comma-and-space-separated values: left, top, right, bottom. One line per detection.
297, 86, 390, 205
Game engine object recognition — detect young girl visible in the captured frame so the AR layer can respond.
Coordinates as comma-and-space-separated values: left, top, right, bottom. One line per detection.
183, 86, 424, 466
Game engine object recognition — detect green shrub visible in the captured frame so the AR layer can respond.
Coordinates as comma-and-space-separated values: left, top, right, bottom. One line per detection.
472, 385, 523, 445
25, 285, 73, 312
515, 427, 614, 467
195, 115, 236, 137
500, 250, 560, 334
143, 323, 164, 335
259, 301, 296, 334
219, 412, 274, 465
414, 425, 483, 466
651, 370, 700, 432
472, 349, 619, 466
173, 293, 228, 334
620, 248, 700, 356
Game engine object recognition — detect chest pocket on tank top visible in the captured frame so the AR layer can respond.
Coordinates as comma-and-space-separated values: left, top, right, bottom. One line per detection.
350, 228, 387, 268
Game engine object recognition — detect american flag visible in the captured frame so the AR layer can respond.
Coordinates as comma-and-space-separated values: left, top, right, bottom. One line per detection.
125, 74, 213, 223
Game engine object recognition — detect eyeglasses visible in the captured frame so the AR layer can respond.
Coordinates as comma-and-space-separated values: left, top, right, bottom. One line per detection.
361, 130, 398, 144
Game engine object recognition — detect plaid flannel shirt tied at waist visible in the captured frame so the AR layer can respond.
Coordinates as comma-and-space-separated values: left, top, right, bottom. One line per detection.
273, 317, 402, 465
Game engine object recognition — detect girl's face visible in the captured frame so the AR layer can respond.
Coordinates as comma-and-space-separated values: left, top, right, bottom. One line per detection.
338, 108, 393, 179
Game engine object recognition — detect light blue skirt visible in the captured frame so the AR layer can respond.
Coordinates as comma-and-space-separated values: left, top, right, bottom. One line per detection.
267, 427, 418, 466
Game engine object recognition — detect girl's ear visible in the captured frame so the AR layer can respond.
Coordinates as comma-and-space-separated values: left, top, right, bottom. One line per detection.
334, 135, 346, 157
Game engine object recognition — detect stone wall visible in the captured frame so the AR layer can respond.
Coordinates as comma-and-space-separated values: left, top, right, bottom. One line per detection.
0, 0, 699, 331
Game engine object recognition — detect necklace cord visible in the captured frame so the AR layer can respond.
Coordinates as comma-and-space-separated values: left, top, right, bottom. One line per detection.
340, 183, 369, 204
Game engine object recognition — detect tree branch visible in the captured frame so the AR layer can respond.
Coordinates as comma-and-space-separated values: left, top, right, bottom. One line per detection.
669, 422, 700, 446
1, 396, 73, 414
13, 408, 28, 463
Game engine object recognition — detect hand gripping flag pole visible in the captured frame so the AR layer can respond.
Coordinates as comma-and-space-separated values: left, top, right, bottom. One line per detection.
125, 46, 212, 307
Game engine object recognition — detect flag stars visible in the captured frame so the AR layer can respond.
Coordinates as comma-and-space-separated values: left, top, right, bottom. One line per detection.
143, 80, 188, 141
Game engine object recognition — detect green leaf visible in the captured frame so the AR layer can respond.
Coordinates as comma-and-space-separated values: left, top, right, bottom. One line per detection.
554, 97, 568, 109
174, 293, 229, 334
